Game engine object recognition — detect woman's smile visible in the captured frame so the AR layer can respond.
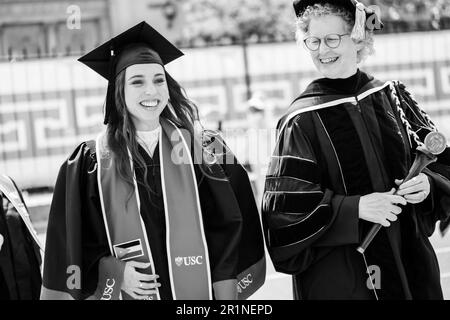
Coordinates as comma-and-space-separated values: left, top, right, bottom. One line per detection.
319, 56, 339, 64
139, 99, 159, 108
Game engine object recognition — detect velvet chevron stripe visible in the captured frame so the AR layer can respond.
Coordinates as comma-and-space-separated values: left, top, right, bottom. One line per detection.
267, 204, 331, 247
266, 157, 320, 185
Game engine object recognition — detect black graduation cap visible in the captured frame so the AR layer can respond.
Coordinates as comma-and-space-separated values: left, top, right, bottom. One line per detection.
293, 0, 383, 39
78, 21, 184, 124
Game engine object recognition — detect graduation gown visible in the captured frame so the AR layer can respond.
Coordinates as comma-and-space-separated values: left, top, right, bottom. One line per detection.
0, 191, 42, 300
263, 70, 450, 300
42, 132, 264, 300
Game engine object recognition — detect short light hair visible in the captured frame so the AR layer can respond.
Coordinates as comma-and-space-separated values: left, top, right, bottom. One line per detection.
295, 3, 375, 63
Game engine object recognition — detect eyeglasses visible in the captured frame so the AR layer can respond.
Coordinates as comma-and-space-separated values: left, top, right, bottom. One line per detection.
303, 33, 350, 51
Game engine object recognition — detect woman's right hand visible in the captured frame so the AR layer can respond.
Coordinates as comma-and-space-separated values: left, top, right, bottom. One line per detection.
358, 188, 407, 227
121, 260, 161, 300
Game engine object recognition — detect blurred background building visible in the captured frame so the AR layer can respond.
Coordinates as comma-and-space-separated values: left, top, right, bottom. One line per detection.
2, 0, 450, 57
0, 0, 449, 299
0, 0, 183, 58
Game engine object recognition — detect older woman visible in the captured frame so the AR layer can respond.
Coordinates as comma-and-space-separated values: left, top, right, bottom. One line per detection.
41, 22, 265, 300
262, 0, 450, 299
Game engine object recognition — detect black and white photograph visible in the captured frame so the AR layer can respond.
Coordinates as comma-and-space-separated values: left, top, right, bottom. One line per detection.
0, 0, 449, 303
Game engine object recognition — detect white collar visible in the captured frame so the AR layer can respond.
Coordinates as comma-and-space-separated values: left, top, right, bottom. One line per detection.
136, 126, 161, 157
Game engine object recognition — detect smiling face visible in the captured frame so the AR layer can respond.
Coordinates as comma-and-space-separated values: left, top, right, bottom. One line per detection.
306, 15, 363, 79
124, 63, 169, 131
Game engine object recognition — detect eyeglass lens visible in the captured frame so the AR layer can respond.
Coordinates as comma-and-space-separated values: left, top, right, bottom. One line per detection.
304, 34, 343, 50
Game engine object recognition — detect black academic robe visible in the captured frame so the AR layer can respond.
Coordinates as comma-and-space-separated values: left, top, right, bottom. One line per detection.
0, 190, 42, 300
43, 133, 263, 300
263, 70, 450, 300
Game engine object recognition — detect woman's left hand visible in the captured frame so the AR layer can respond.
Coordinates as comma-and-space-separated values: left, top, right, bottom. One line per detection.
395, 173, 430, 204
0, 234, 3, 251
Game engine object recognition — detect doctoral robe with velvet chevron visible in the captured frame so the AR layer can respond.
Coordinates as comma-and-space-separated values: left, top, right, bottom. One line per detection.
262, 70, 450, 300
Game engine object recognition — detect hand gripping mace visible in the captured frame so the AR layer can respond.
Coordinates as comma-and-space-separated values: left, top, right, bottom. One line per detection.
357, 131, 447, 254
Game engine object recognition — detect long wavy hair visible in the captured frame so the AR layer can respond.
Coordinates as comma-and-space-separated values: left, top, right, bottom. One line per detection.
105, 67, 201, 201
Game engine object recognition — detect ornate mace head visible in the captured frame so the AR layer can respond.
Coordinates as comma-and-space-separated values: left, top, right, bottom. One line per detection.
424, 131, 447, 155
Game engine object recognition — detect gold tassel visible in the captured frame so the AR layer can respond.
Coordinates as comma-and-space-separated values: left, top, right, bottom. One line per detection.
351, 1, 366, 41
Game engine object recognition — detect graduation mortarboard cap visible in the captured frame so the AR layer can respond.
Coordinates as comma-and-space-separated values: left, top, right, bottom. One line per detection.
78, 21, 183, 79
293, 0, 383, 41
78, 21, 184, 124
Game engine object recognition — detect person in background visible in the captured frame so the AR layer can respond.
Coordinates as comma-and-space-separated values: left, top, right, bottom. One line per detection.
0, 175, 42, 300
246, 91, 272, 205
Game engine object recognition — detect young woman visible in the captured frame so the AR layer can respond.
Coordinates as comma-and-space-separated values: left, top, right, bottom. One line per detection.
41, 22, 265, 300
263, 0, 450, 299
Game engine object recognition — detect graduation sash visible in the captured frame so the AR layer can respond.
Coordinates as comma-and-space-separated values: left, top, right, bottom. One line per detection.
201, 132, 266, 299
0, 174, 43, 253
96, 119, 212, 300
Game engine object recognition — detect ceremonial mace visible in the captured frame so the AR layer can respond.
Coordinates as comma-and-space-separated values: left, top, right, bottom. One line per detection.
357, 131, 447, 254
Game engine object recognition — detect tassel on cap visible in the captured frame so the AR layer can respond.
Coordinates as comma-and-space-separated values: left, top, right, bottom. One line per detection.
104, 43, 116, 125
351, 1, 366, 41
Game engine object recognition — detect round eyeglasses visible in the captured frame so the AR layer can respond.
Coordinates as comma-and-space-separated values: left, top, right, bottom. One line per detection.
303, 33, 350, 51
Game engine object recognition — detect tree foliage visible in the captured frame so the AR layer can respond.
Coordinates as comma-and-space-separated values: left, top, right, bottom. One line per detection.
177, 0, 450, 46
179, 0, 295, 45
